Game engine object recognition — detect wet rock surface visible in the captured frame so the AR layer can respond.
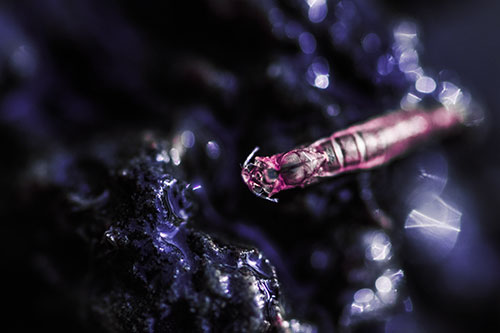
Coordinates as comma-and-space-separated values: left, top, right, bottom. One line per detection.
17, 135, 299, 332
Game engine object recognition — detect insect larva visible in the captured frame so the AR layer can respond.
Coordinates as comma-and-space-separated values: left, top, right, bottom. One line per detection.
241, 106, 465, 202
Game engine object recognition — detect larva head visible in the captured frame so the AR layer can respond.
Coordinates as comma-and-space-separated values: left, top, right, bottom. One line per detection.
241, 147, 281, 202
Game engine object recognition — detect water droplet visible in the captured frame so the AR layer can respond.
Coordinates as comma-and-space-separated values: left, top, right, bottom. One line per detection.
325, 104, 340, 117
314, 74, 329, 89
329, 21, 348, 45
362, 33, 381, 53
393, 21, 418, 47
170, 148, 181, 165
335, 1, 357, 21
181, 130, 195, 148
377, 54, 395, 76
415, 76, 436, 94
438, 81, 465, 108
354, 288, 374, 303
365, 231, 392, 261
310, 250, 328, 270
307, 0, 328, 23
268, 7, 284, 27
156, 150, 170, 163
298, 32, 317, 54
375, 276, 392, 293
398, 49, 419, 73
10, 45, 37, 77
206, 140, 220, 159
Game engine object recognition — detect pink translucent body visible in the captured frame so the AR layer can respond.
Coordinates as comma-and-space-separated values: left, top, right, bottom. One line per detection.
244, 107, 463, 199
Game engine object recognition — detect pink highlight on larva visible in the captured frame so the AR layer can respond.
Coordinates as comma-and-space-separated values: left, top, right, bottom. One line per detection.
241, 106, 464, 201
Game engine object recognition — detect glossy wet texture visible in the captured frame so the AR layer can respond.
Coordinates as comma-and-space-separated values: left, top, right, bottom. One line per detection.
2, 0, 500, 332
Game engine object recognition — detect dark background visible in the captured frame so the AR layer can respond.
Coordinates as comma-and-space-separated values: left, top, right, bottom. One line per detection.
2, 0, 500, 332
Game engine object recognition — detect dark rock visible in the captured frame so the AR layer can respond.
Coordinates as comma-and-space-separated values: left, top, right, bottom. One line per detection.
19, 134, 300, 332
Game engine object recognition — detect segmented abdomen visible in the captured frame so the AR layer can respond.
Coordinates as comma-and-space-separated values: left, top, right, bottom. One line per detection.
280, 107, 462, 187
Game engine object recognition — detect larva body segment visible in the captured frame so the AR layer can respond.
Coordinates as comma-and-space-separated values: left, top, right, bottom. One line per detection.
241, 106, 463, 201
